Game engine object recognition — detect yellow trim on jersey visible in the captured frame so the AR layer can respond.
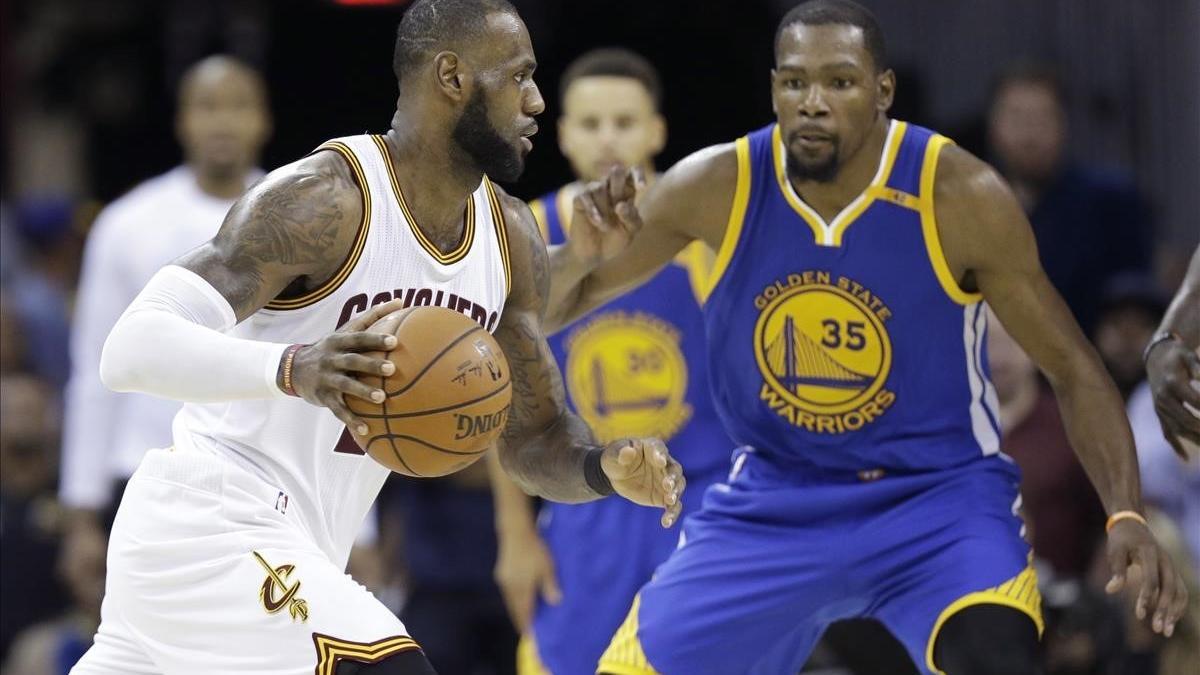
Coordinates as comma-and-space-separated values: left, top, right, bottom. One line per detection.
528, 198, 550, 242
597, 596, 662, 675
312, 633, 421, 675
771, 121, 907, 247
925, 561, 1044, 675
682, 241, 715, 305
918, 135, 983, 305
516, 634, 551, 675
265, 141, 372, 311
483, 177, 512, 295
372, 135, 476, 265
703, 136, 752, 303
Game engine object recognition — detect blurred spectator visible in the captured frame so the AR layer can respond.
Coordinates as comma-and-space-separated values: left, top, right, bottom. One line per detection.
1092, 275, 1169, 402
0, 292, 28, 375
2, 198, 77, 388
2, 509, 105, 675
58, 55, 269, 544
989, 308, 1105, 578
0, 375, 68, 662
987, 64, 1153, 336
378, 463, 516, 675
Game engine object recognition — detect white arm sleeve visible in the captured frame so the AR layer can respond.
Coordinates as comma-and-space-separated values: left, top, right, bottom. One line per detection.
100, 265, 291, 402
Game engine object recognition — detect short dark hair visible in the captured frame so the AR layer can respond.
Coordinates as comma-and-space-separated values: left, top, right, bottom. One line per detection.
988, 62, 1067, 112
393, 0, 518, 92
558, 48, 663, 109
775, 0, 887, 71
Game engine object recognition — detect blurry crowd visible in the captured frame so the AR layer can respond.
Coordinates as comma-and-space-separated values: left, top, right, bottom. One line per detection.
2, 3, 1198, 675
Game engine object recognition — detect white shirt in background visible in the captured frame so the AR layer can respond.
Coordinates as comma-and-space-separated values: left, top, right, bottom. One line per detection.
60, 165, 261, 510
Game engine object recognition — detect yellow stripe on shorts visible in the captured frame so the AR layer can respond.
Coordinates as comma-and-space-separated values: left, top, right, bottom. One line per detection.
596, 596, 661, 675
516, 633, 551, 675
925, 559, 1043, 674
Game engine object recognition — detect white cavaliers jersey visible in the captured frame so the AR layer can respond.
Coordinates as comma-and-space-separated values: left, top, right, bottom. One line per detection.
171, 134, 512, 567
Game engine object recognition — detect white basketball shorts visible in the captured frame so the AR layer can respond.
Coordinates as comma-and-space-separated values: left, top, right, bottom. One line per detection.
71, 446, 417, 674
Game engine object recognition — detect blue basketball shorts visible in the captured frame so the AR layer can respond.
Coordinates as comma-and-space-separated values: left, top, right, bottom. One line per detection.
598, 449, 1042, 675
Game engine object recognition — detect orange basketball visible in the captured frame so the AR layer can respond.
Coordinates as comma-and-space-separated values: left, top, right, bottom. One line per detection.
347, 306, 511, 477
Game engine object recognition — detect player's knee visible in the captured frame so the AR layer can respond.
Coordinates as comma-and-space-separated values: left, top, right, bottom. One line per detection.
933, 604, 1042, 675
333, 648, 439, 675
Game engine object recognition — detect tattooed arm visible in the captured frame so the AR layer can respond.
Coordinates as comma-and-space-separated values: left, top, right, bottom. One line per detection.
99, 150, 402, 431
176, 150, 363, 318
491, 189, 685, 520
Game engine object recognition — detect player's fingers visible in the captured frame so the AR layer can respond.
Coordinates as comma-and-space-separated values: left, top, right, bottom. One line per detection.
1152, 553, 1176, 634
647, 438, 669, 469
325, 395, 368, 437
573, 191, 611, 230
1134, 545, 1160, 621
631, 165, 647, 192
1166, 569, 1188, 637
614, 201, 643, 234
616, 441, 639, 466
330, 331, 398, 353
661, 496, 683, 528
340, 299, 407, 332
1183, 350, 1200, 381
668, 461, 686, 506
331, 353, 395, 377
331, 374, 384, 404
1155, 398, 1200, 439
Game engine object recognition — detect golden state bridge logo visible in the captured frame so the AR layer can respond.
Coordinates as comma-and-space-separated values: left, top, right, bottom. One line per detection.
753, 270, 896, 434
565, 312, 691, 443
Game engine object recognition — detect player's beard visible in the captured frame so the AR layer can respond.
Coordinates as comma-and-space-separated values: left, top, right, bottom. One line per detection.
786, 138, 841, 183
452, 90, 524, 182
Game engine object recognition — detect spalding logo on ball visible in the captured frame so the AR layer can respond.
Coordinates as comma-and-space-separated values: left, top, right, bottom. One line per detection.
347, 306, 512, 477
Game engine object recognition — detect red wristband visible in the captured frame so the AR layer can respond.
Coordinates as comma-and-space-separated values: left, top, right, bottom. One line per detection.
280, 344, 305, 397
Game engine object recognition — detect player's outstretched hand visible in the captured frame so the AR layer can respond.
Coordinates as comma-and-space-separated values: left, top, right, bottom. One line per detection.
569, 164, 646, 265
602, 437, 685, 528
494, 528, 562, 632
1105, 518, 1189, 637
1145, 338, 1200, 459
289, 299, 408, 435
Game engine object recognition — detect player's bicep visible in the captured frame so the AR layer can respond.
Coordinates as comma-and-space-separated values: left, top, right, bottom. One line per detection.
174, 154, 362, 321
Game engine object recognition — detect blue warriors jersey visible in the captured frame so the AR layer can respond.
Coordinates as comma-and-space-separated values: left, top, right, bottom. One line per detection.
704, 121, 1002, 472
531, 188, 732, 479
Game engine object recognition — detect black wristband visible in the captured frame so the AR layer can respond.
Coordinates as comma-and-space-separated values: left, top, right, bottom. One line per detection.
583, 447, 614, 496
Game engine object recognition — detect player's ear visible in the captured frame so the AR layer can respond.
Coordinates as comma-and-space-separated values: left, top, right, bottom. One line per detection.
876, 68, 895, 114
434, 51, 468, 102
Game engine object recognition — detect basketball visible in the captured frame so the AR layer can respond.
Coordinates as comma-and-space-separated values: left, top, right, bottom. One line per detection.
346, 306, 512, 477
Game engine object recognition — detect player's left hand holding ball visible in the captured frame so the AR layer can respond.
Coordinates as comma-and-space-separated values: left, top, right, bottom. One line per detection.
1105, 516, 1189, 637
601, 437, 685, 528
